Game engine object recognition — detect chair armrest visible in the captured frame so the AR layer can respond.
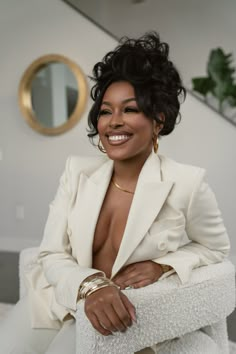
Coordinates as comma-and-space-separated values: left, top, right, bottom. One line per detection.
19, 247, 39, 298
76, 261, 235, 354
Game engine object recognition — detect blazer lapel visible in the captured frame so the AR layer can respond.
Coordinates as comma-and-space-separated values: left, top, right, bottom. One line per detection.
72, 159, 114, 268
111, 153, 173, 277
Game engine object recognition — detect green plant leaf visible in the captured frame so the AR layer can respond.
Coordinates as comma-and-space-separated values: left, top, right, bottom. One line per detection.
192, 77, 214, 97
211, 80, 231, 111
227, 85, 236, 107
206, 48, 235, 110
192, 47, 236, 114
207, 48, 234, 83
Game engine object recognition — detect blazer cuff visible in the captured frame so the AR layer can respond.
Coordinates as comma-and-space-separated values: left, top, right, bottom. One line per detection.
153, 252, 200, 284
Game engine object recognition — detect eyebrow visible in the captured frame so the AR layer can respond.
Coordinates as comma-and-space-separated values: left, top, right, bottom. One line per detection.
102, 97, 136, 106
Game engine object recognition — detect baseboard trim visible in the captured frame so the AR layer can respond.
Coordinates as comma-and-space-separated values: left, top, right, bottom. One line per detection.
0, 237, 40, 252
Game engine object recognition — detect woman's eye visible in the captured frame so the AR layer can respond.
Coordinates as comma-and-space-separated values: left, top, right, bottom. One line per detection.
98, 109, 111, 116
124, 107, 140, 113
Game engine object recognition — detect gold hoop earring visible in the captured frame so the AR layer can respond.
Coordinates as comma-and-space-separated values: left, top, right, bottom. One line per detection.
153, 137, 158, 154
98, 138, 106, 154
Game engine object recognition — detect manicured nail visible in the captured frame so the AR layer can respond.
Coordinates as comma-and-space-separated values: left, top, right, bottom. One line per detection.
131, 310, 137, 323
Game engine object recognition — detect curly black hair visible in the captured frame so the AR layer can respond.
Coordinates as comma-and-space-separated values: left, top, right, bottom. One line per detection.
87, 32, 186, 140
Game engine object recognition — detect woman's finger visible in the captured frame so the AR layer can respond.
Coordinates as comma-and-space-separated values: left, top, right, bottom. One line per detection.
101, 303, 128, 332
130, 278, 152, 289
89, 313, 112, 336
107, 293, 134, 330
119, 292, 136, 323
114, 269, 141, 284
124, 274, 149, 287
112, 300, 133, 330
115, 269, 152, 287
95, 309, 118, 333
114, 261, 162, 287
113, 264, 136, 281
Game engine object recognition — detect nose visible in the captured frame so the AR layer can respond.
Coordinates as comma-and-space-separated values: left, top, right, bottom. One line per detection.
109, 110, 124, 128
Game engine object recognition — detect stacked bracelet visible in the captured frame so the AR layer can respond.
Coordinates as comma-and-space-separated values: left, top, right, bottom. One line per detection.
159, 264, 172, 273
79, 276, 120, 299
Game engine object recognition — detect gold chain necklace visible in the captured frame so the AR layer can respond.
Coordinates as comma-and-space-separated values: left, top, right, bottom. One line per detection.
111, 178, 134, 195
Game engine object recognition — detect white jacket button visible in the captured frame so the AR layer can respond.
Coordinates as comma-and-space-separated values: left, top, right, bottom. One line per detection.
158, 241, 167, 250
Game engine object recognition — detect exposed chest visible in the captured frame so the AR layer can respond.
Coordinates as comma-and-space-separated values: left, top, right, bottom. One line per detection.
93, 185, 134, 255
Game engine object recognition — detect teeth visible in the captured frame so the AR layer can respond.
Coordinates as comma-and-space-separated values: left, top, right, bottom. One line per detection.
108, 135, 130, 141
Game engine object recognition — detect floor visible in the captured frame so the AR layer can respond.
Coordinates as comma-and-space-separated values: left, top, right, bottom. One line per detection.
0, 251, 236, 343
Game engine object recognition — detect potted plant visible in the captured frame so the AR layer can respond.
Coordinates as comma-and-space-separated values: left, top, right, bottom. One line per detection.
192, 48, 236, 116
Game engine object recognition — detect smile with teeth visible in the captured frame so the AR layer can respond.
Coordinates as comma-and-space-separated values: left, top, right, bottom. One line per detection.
108, 135, 131, 141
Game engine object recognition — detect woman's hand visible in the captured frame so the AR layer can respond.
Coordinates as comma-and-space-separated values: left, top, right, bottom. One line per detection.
84, 286, 136, 336
112, 261, 163, 290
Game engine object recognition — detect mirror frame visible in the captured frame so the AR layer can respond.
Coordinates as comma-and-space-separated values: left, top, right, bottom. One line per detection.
18, 54, 88, 135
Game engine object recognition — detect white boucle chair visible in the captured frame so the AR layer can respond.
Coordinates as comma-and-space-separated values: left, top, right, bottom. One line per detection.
19, 248, 235, 354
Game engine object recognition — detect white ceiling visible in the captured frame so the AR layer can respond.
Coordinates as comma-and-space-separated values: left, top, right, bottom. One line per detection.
63, 0, 236, 87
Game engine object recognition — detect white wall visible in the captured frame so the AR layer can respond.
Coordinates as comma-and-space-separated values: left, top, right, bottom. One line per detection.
0, 0, 117, 250
1, 0, 236, 267
76, 0, 236, 84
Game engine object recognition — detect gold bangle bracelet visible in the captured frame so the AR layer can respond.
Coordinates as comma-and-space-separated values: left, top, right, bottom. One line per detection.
79, 276, 119, 299
159, 264, 172, 273
85, 284, 120, 299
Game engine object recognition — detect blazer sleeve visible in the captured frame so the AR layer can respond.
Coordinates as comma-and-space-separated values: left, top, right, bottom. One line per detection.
153, 168, 230, 284
38, 156, 105, 314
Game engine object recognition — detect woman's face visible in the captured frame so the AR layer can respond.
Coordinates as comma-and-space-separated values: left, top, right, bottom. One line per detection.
97, 81, 161, 162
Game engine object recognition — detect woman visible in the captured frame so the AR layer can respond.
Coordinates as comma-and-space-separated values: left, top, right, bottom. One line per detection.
0, 32, 230, 353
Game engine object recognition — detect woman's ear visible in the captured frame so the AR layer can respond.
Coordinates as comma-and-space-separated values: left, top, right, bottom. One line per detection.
153, 113, 165, 134
159, 112, 165, 125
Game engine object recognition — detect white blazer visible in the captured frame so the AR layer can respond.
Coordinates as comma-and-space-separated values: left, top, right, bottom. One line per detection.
25, 152, 230, 329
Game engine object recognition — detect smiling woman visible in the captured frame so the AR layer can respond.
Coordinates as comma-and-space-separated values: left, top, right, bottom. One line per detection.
97, 81, 161, 165
0, 32, 231, 354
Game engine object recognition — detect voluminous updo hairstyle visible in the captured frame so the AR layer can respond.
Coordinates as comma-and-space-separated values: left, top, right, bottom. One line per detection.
87, 31, 186, 140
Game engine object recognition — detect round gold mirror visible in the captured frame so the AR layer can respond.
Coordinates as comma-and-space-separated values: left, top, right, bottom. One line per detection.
18, 54, 88, 135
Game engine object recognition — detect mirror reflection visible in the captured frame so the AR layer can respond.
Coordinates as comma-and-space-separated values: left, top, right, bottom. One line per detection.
31, 62, 78, 128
